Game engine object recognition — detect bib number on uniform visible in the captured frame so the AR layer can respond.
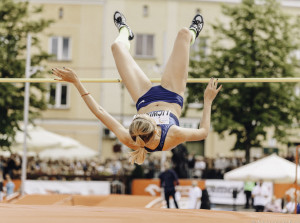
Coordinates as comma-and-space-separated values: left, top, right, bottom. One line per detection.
147, 110, 170, 124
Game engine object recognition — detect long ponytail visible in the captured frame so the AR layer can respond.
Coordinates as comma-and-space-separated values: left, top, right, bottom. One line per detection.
129, 144, 148, 165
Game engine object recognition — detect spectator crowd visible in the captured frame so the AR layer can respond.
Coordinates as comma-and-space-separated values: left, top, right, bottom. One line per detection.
0, 152, 296, 181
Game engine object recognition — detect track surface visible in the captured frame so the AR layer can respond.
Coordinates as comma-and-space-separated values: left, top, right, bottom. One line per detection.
0, 195, 298, 223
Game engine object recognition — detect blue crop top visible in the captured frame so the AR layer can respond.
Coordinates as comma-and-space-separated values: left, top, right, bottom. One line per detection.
144, 111, 179, 153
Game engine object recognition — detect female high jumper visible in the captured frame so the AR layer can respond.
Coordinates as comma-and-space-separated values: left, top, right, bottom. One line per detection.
52, 11, 222, 165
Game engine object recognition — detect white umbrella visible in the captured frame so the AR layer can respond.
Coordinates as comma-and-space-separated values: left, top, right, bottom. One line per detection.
0, 150, 11, 158
224, 153, 300, 183
39, 144, 98, 160
13, 125, 80, 152
12, 125, 98, 160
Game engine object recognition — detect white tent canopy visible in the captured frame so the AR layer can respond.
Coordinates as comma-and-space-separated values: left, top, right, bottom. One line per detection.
14, 125, 79, 152
224, 154, 300, 183
12, 125, 98, 160
39, 145, 98, 160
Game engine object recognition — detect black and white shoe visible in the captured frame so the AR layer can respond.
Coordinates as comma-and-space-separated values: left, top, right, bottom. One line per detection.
189, 14, 204, 38
113, 11, 134, 40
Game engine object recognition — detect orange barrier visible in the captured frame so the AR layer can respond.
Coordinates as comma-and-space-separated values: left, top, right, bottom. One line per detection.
3, 179, 22, 192
273, 183, 300, 199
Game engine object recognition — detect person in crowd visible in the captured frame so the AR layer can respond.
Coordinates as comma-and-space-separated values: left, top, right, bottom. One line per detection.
0, 156, 4, 173
282, 197, 296, 214
187, 180, 202, 209
5, 154, 17, 178
200, 188, 211, 209
194, 156, 206, 179
159, 162, 179, 208
4, 173, 15, 198
252, 179, 269, 212
187, 154, 196, 178
0, 170, 4, 201
264, 195, 282, 213
244, 181, 255, 209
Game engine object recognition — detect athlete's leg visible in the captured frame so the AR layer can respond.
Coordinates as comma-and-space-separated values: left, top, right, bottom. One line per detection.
161, 14, 204, 97
112, 11, 152, 103
111, 42, 152, 103
160, 27, 191, 97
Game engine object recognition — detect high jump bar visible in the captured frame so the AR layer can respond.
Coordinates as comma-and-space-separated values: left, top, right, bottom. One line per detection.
0, 77, 300, 83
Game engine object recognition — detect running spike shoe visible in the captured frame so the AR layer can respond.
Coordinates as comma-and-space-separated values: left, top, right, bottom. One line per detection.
189, 14, 204, 38
113, 11, 134, 40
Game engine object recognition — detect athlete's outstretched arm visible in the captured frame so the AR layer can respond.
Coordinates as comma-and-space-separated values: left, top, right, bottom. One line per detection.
200, 77, 222, 137
174, 78, 222, 143
52, 67, 137, 148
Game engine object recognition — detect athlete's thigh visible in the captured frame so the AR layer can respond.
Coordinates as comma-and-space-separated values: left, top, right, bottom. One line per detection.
161, 28, 191, 97
112, 42, 152, 102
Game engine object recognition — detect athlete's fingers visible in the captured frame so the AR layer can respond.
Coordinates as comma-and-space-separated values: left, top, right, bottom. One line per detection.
51, 68, 58, 75
216, 85, 222, 92
52, 69, 64, 79
55, 67, 70, 74
52, 69, 61, 77
209, 77, 214, 88
214, 79, 218, 88
63, 67, 73, 72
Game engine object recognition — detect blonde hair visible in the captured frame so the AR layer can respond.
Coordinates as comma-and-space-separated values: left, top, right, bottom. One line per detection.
129, 114, 156, 165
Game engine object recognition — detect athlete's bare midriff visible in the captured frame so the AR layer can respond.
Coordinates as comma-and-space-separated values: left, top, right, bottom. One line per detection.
137, 101, 182, 118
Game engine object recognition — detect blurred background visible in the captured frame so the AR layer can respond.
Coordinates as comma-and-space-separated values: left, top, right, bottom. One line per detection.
0, 0, 299, 214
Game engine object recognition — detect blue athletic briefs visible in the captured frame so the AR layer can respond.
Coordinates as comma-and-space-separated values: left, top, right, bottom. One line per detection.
136, 85, 183, 111
144, 111, 179, 152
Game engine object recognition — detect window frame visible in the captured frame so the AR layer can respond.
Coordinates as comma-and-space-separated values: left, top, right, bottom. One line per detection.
49, 36, 72, 61
47, 83, 70, 109
134, 33, 155, 59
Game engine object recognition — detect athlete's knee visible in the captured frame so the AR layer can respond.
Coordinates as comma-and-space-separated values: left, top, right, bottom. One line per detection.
111, 41, 123, 53
177, 27, 191, 39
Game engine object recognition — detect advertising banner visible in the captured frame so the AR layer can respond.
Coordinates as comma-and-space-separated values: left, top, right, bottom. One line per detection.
205, 180, 273, 205
24, 180, 110, 195
205, 180, 245, 205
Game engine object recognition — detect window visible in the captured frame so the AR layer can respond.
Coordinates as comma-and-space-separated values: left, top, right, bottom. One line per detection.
135, 34, 154, 58
59, 8, 64, 19
143, 5, 149, 17
50, 36, 71, 61
48, 83, 70, 109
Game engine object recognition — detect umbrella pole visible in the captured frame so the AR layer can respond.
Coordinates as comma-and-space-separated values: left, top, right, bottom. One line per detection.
295, 145, 300, 214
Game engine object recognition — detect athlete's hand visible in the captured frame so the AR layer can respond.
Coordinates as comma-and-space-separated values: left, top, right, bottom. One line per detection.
204, 77, 222, 103
52, 67, 79, 84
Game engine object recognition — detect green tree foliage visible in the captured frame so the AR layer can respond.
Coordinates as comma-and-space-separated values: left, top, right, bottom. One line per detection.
0, 0, 53, 150
187, 0, 300, 162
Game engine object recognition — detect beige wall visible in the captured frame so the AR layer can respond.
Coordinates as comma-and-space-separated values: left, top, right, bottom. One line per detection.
27, 0, 300, 159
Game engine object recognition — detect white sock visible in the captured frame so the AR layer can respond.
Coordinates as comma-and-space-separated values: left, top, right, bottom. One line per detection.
189, 29, 197, 46
114, 27, 130, 50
